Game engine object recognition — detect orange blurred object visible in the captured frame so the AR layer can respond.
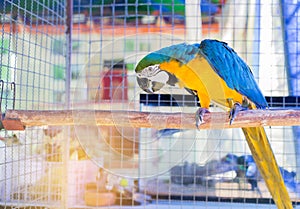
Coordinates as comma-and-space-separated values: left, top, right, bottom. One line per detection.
84, 183, 116, 207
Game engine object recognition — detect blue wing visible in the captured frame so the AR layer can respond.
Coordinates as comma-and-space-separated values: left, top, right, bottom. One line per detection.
199, 39, 268, 109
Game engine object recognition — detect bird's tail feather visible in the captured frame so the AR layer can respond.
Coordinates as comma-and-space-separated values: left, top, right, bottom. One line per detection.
242, 127, 293, 209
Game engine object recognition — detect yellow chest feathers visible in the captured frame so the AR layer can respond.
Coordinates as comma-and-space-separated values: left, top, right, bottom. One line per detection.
159, 57, 243, 108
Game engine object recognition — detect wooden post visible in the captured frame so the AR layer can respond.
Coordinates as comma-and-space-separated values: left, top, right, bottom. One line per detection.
3, 109, 300, 130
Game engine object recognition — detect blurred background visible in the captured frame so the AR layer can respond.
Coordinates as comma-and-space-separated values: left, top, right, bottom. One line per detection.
0, 0, 299, 208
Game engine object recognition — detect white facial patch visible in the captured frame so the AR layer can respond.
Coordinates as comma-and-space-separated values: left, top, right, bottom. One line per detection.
137, 64, 160, 78
137, 64, 169, 84
150, 70, 169, 84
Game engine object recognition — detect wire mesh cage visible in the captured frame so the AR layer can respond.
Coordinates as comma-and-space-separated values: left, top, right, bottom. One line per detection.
0, 0, 300, 208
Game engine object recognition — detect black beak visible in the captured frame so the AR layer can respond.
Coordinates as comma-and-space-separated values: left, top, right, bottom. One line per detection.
151, 81, 165, 92
137, 77, 153, 93
136, 77, 165, 93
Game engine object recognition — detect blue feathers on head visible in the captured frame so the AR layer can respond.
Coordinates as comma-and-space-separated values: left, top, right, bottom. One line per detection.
135, 43, 200, 72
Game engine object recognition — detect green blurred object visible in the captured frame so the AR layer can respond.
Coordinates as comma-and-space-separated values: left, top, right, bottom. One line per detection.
211, 0, 223, 4
14, 0, 58, 13
52, 39, 80, 55
91, 0, 152, 16
52, 40, 65, 55
72, 41, 81, 51
125, 40, 135, 52
151, 0, 185, 15
126, 63, 135, 71
0, 66, 9, 80
0, 38, 10, 54
53, 64, 65, 80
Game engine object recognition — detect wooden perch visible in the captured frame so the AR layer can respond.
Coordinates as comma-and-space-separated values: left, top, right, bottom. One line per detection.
2, 108, 300, 131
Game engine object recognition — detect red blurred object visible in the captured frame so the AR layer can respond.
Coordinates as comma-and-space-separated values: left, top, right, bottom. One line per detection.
98, 60, 128, 101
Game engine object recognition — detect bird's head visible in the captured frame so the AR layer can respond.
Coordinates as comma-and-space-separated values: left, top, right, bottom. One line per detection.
136, 64, 169, 93
135, 53, 178, 94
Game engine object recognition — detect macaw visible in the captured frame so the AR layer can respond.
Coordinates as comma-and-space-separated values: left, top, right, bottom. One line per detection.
135, 39, 292, 209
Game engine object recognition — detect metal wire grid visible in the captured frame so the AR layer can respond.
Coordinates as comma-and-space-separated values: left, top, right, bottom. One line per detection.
0, 0, 66, 110
0, 0, 71, 208
70, 0, 298, 207
0, 0, 299, 209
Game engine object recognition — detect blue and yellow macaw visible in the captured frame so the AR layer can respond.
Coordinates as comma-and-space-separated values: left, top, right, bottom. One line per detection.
135, 39, 292, 209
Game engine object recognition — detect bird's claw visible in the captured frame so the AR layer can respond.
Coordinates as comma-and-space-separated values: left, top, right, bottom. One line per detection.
195, 108, 210, 129
229, 103, 248, 125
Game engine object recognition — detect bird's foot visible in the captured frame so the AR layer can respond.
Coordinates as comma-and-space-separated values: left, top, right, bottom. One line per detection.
195, 108, 210, 129
229, 103, 248, 125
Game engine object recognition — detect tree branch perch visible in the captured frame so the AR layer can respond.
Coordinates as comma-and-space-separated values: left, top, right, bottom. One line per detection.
2, 109, 300, 130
